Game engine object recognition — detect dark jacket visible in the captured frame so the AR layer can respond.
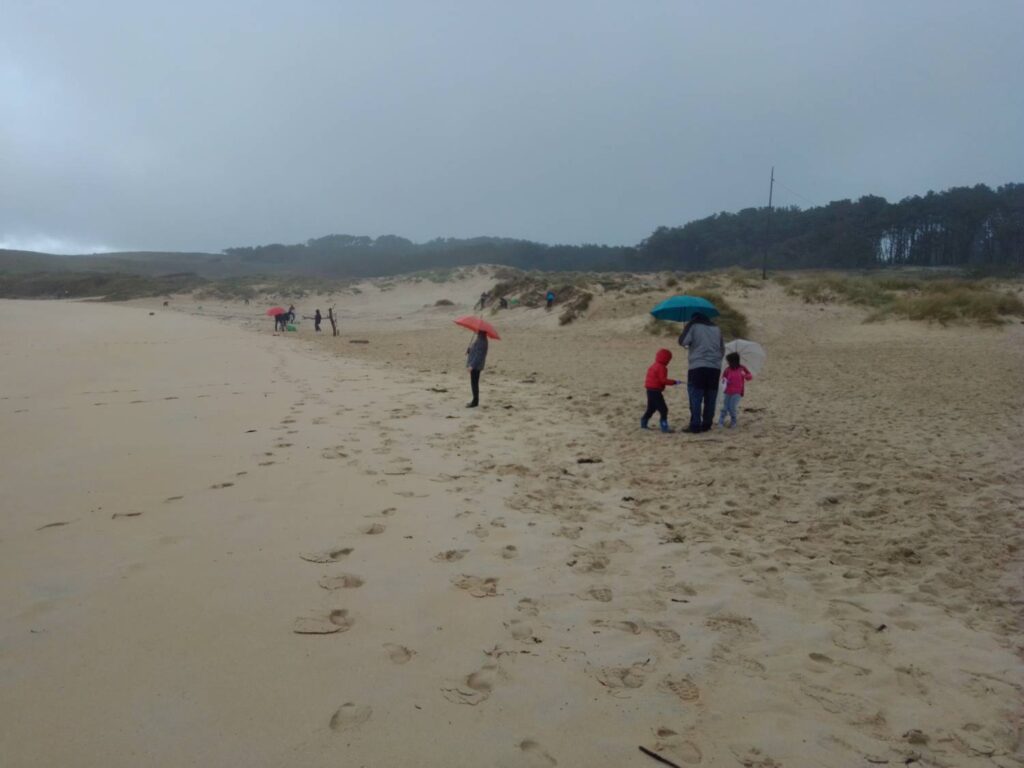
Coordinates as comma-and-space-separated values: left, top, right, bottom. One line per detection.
466, 335, 488, 371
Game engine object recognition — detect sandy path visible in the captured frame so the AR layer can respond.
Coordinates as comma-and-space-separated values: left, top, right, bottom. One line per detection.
1, 293, 1022, 767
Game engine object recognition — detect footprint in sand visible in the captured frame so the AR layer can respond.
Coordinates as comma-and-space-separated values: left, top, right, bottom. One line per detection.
498, 740, 558, 768
442, 663, 501, 705
553, 526, 584, 540
300, 547, 353, 563
210, 482, 234, 489
728, 746, 781, 768
830, 620, 873, 651
592, 619, 641, 635
807, 652, 870, 676
647, 624, 682, 644
452, 575, 499, 597
112, 512, 143, 520
570, 553, 610, 573
164, 495, 184, 503
651, 729, 703, 765
704, 614, 759, 639
432, 549, 468, 563
318, 573, 364, 590
293, 609, 353, 634
595, 661, 651, 692
580, 586, 613, 603
383, 643, 415, 664
660, 676, 700, 702
362, 523, 385, 535
517, 598, 539, 617
329, 702, 372, 731
507, 619, 540, 643
501, 545, 519, 559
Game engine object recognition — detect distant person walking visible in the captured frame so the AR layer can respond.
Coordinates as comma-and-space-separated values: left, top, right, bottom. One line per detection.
314, 309, 322, 333
476, 292, 489, 311
679, 312, 724, 433
465, 330, 489, 408
719, 352, 753, 428
546, 290, 555, 310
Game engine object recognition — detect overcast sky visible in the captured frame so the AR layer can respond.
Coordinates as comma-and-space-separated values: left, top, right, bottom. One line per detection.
2, 1, 1022, 254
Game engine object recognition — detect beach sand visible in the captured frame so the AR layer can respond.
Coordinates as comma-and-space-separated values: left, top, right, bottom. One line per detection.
1, 277, 1021, 767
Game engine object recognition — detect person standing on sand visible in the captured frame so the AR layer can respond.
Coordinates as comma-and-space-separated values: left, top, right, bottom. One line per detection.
679, 312, 724, 433
641, 348, 681, 432
465, 330, 488, 408
719, 351, 753, 428
546, 290, 555, 310
314, 309, 322, 333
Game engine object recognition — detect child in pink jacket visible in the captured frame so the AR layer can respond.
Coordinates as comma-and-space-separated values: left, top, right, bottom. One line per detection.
719, 352, 753, 428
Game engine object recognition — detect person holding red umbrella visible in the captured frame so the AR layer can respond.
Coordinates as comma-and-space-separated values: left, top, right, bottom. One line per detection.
465, 331, 488, 407
454, 316, 499, 408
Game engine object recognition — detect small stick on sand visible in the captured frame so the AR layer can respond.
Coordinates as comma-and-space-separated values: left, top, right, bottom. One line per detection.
639, 746, 684, 768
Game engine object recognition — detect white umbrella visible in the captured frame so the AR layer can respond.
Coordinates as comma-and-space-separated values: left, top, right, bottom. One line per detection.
724, 339, 767, 375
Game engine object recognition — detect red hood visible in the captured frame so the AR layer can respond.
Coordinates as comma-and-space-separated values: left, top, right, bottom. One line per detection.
655, 349, 672, 365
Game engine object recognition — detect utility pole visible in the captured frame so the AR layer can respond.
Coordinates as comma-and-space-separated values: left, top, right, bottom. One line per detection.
762, 166, 774, 280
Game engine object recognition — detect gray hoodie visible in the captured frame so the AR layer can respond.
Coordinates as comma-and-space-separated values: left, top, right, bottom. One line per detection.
466, 335, 489, 371
680, 323, 724, 369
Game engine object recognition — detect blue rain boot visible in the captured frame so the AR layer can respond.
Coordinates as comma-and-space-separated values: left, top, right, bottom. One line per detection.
660, 419, 674, 433
640, 417, 649, 430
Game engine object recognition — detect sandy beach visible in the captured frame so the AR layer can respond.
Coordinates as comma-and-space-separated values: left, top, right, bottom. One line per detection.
1, 277, 1022, 767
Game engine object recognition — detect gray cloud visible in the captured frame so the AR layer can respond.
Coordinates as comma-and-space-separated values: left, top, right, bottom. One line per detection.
2, 0, 1022, 253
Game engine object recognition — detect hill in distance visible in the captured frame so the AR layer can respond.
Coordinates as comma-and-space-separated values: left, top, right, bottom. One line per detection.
2, 182, 1021, 279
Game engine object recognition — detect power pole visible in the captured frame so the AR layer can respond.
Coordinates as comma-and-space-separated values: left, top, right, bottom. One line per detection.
762, 166, 774, 280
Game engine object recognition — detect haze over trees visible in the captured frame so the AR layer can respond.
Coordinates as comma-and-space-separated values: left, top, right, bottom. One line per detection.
223, 183, 1024, 275
2, 183, 1021, 280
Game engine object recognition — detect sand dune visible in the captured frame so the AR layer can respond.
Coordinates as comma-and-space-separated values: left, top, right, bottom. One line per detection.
1, 276, 1021, 767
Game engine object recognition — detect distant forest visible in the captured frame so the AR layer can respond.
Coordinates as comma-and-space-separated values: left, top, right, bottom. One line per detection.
224, 183, 1023, 275
2, 182, 1021, 280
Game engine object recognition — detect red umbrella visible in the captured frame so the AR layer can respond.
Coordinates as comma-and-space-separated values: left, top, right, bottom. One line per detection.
454, 316, 501, 340
266, 306, 286, 316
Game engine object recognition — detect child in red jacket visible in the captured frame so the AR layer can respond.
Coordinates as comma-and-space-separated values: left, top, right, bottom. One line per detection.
641, 348, 681, 432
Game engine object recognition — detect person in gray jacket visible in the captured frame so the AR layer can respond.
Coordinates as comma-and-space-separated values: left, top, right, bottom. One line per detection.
679, 313, 724, 432
465, 330, 489, 408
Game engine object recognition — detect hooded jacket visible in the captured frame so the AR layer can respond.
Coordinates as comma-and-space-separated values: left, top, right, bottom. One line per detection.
644, 349, 678, 390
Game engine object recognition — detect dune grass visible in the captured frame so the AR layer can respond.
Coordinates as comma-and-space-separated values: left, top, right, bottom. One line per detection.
870, 281, 1024, 325
783, 272, 1024, 325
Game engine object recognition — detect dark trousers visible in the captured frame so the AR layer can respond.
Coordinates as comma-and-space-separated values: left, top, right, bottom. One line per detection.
642, 389, 668, 422
687, 367, 720, 431
470, 369, 481, 404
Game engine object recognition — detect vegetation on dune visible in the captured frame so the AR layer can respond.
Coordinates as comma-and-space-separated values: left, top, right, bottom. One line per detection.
558, 290, 593, 325
871, 282, 1024, 325
782, 272, 1024, 325
0, 271, 205, 301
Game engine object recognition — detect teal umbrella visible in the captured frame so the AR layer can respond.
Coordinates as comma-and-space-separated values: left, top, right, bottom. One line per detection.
650, 295, 719, 322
